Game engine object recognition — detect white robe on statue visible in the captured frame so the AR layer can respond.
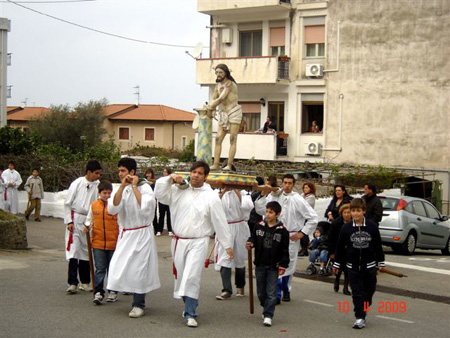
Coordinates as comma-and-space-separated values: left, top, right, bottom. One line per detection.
107, 182, 160, 294
1, 169, 22, 214
215, 190, 253, 270
155, 176, 232, 300
255, 190, 318, 277
64, 177, 99, 261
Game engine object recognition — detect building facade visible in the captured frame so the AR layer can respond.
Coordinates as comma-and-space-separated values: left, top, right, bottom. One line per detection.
196, 0, 450, 210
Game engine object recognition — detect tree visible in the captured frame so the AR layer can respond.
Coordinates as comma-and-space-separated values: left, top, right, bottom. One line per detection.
0, 126, 36, 155
29, 99, 108, 154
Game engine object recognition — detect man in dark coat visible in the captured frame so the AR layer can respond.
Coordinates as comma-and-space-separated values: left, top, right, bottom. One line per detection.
362, 184, 383, 225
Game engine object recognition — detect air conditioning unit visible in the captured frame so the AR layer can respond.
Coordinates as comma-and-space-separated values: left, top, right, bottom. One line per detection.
305, 64, 323, 77
304, 142, 322, 156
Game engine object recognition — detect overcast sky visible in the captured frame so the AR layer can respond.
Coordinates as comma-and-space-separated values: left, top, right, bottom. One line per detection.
1, 0, 210, 112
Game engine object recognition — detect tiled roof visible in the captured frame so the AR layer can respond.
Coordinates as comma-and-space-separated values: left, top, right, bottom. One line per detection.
106, 104, 196, 122
7, 107, 50, 121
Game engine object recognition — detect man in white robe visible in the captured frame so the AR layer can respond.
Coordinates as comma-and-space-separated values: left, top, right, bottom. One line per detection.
155, 160, 234, 328
215, 188, 253, 300
106, 157, 160, 318
1, 161, 22, 214
64, 160, 102, 294
0, 167, 7, 210
255, 174, 318, 303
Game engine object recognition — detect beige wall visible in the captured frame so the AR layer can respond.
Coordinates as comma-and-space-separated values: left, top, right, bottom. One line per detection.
105, 120, 195, 151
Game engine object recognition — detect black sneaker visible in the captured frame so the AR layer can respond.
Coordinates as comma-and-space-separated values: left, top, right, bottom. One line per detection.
276, 298, 281, 305
282, 292, 290, 302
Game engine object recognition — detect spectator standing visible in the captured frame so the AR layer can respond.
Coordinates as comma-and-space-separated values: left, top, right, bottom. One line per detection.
325, 185, 353, 221
145, 168, 159, 235
157, 167, 173, 236
24, 168, 45, 222
362, 184, 383, 225
298, 182, 317, 256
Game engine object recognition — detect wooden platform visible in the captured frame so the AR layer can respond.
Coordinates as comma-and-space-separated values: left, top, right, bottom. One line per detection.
175, 172, 258, 190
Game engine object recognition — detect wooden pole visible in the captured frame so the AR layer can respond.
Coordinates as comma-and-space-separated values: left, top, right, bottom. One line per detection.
248, 249, 254, 314
86, 232, 95, 295
380, 267, 407, 278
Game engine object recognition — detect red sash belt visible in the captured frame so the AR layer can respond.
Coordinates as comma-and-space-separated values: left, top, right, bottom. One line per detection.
4, 187, 7, 201
172, 234, 196, 280
121, 225, 149, 238
66, 210, 75, 252
227, 219, 244, 224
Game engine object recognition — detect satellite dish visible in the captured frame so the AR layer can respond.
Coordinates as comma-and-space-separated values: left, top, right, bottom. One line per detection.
186, 43, 204, 59
192, 43, 203, 59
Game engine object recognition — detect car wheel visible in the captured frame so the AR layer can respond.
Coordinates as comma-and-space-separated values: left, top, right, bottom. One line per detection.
441, 238, 450, 256
401, 233, 416, 255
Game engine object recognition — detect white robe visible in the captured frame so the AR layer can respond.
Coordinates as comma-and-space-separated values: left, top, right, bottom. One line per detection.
155, 176, 232, 299
1, 169, 22, 214
0, 177, 6, 210
215, 190, 253, 269
255, 190, 318, 276
64, 177, 99, 261
106, 182, 160, 294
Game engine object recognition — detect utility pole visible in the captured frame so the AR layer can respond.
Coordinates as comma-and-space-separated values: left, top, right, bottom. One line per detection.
134, 85, 140, 105
0, 18, 11, 128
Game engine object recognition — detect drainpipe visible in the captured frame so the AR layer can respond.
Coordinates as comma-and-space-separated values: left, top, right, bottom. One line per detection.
322, 93, 344, 152
323, 21, 340, 73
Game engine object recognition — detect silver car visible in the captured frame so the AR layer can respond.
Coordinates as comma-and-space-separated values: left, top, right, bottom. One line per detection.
379, 195, 450, 255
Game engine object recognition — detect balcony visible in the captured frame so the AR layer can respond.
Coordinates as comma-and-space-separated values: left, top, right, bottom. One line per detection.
196, 56, 290, 85
198, 0, 291, 16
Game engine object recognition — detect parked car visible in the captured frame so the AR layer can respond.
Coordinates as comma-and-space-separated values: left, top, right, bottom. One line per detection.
379, 195, 450, 255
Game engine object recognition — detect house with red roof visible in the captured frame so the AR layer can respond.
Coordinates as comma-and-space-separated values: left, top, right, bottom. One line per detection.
6, 104, 196, 151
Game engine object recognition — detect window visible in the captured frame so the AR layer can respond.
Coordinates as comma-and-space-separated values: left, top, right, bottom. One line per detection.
119, 127, 129, 140
145, 128, 155, 141
270, 27, 286, 56
239, 30, 262, 57
305, 25, 325, 57
268, 102, 284, 132
181, 136, 187, 149
423, 202, 440, 220
302, 101, 323, 134
412, 201, 427, 217
240, 102, 261, 132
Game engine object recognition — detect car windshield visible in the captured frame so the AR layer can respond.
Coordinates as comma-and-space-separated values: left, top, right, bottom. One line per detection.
380, 197, 399, 210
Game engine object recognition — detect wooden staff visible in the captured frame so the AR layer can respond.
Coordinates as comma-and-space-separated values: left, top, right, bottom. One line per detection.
248, 249, 254, 314
86, 232, 96, 295
379, 267, 407, 278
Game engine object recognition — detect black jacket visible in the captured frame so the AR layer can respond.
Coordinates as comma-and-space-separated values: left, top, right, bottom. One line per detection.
326, 216, 346, 255
248, 220, 290, 269
247, 190, 263, 225
333, 218, 385, 272
362, 194, 383, 224
324, 195, 353, 220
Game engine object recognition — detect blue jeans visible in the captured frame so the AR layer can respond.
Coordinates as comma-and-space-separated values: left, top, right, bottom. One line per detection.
255, 266, 278, 319
276, 275, 291, 300
133, 293, 146, 309
182, 296, 198, 320
309, 249, 329, 263
92, 249, 115, 295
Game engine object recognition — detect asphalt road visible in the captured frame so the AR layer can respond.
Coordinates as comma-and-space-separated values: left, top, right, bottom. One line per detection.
0, 217, 449, 338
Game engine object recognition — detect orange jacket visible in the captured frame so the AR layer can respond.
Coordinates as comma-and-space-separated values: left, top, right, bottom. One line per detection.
90, 199, 119, 250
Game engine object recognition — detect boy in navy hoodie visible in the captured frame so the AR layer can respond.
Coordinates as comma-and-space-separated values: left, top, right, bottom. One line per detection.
332, 198, 385, 329
246, 201, 290, 327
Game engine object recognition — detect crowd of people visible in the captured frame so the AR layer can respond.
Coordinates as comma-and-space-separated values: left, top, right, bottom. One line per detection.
0, 159, 385, 330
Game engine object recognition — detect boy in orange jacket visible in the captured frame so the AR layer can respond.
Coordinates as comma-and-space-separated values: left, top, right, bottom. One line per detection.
84, 180, 119, 305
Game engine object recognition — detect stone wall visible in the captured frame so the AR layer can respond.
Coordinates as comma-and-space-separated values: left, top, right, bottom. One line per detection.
0, 214, 28, 249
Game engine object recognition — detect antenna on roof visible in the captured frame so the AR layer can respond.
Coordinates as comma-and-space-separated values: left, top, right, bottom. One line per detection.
134, 86, 140, 105
185, 42, 204, 59
21, 97, 28, 107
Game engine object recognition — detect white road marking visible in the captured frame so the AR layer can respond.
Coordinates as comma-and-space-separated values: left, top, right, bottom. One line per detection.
304, 299, 334, 307
376, 315, 414, 324
386, 261, 450, 275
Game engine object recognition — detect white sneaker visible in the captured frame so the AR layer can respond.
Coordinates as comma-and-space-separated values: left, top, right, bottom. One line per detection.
186, 317, 198, 327
129, 307, 145, 318
156, 232, 162, 237
168, 231, 173, 237
352, 318, 366, 329
66, 285, 77, 294
93, 292, 103, 305
106, 291, 118, 302
79, 283, 92, 292
263, 317, 272, 327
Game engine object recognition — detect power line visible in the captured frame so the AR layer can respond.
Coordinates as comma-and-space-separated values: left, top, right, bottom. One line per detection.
5, 0, 201, 48
1, 0, 97, 3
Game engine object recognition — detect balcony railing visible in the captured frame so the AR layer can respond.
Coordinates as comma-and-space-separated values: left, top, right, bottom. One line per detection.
196, 56, 290, 85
